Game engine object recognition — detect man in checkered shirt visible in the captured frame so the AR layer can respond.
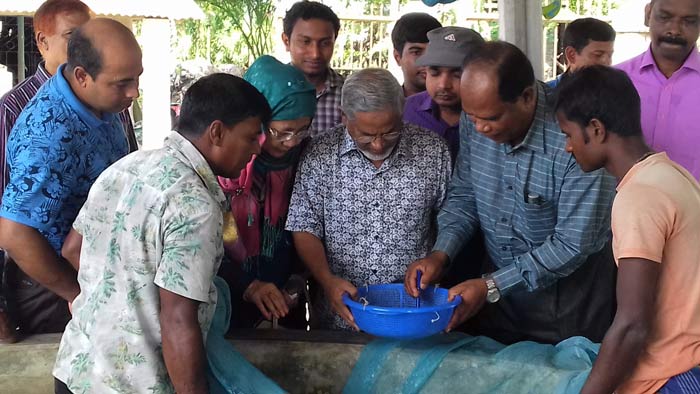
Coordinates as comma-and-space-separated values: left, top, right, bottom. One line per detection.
282, 1, 344, 137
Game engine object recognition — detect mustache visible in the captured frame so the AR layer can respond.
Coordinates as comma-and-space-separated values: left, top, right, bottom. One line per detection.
659, 35, 688, 46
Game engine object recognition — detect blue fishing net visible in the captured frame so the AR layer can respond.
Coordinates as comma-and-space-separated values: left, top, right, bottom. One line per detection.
343, 332, 598, 394
207, 277, 286, 394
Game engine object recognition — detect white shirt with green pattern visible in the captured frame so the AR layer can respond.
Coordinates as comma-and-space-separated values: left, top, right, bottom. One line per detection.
53, 131, 226, 394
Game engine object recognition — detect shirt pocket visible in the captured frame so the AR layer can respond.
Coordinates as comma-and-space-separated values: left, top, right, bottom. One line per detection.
517, 198, 558, 237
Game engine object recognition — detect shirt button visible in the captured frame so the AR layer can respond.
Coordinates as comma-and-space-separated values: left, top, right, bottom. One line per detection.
501, 246, 508, 251
506, 185, 513, 191
500, 217, 508, 223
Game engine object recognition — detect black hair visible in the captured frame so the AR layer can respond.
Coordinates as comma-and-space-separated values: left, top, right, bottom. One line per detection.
391, 13, 442, 54
283, 1, 340, 38
66, 26, 102, 77
555, 65, 642, 137
177, 73, 272, 139
563, 18, 616, 53
462, 41, 535, 103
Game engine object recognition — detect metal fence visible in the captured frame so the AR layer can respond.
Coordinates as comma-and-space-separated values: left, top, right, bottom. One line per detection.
331, 0, 617, 81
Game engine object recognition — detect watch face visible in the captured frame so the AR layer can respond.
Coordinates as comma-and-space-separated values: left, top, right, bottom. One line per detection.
487, 289, 500, 303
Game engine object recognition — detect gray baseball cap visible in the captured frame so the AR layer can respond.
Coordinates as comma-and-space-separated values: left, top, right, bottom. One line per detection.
415, 26, 485, 68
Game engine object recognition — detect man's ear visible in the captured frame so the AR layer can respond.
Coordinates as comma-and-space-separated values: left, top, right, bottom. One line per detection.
36, 31, 48, 51
521, 85, 536, 107
282, 33, 291, 51
393, 49, 402, 66
564, 46, 577, 67
73, 66, 91, 88
644, 2, 652, 27
208, 120, 226, 147
589, 118, 608, 143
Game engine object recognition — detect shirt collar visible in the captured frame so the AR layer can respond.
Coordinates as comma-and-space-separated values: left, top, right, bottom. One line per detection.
326, 67, 343, 89
640, 45, 700, 73
415, 91, 435, 112
164, 131, 227, 209
507, 82, 547, 155
54, 64, 116, 129
35, 62, 51, 84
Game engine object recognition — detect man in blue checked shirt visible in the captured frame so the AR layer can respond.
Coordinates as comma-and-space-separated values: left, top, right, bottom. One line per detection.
405, 41, 617, 345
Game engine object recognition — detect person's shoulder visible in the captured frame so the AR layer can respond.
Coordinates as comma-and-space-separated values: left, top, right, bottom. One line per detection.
307, 125, 345, 151
404, 91, 430, 109
328, 67, 345, 87
402, 123, 450, 155
614, 51, 645, 74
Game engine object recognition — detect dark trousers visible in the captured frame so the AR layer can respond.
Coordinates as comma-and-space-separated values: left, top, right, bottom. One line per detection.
460, 241, 617, 344
55, 378, 73, 394
4, 258, 70, 335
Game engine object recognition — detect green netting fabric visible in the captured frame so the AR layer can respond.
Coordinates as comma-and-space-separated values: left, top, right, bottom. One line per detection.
206, 277, 286, 394
343, 332, 598, 394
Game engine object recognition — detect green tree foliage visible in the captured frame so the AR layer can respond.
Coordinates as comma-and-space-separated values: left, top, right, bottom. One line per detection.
175, 0, 275, 67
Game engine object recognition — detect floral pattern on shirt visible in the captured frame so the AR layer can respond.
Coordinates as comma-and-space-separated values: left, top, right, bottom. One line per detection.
53, 131, 226, 394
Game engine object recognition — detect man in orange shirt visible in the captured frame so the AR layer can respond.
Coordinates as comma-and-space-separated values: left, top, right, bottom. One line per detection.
555, 65, 700, 394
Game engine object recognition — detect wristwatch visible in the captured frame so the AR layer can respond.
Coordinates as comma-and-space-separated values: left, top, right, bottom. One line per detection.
484, 276, 501, 303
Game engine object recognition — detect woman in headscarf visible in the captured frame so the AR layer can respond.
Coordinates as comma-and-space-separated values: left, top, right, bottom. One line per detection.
218, 55, 316, 329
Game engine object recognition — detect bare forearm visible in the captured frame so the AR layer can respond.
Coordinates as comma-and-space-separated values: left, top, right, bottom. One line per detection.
581, 322, 648, 394
161, 313, 208, 394
0, 219, 79, 301
61, 229, 83, 270
292, 232, 333, 283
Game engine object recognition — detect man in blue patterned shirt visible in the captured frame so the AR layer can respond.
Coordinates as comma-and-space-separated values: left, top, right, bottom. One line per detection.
286, 68, 452, 330
405, 41, 618, 344
0, 18, 142, 337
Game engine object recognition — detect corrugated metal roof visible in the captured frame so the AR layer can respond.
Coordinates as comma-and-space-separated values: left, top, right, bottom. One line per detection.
0, 0, 204, 20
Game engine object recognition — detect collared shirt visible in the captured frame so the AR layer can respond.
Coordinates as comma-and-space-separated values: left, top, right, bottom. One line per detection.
546, 73, 564, 89
433, 82, 616, 294
53, 131, 226, 394
0, 63, 138, 205
286, 123, 452, 329
309, 67, 344, 137
403, 90, 460, 159
616, 46, 700, 179
0, 64, 129, 253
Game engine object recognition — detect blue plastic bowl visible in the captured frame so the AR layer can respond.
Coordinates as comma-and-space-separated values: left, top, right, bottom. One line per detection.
342, 283, 461, 339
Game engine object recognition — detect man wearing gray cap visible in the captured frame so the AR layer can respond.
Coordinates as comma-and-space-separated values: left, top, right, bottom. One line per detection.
403, 27, 484, 159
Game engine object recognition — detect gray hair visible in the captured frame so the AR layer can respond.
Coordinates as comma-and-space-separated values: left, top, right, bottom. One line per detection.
340, 68, 405, 120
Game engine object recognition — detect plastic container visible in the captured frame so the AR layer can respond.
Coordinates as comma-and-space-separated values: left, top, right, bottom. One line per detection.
342, 283, 461, 339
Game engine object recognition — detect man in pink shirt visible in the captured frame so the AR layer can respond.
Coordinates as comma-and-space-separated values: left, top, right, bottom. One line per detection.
556, 65, 700, 394
616, 0, 700, 179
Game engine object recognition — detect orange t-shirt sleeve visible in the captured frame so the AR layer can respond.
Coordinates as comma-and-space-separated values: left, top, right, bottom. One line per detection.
612, 183, 674, 264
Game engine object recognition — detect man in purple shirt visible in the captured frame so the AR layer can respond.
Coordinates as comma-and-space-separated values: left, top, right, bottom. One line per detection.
616, 0, 700, 179
403, 27, 484, 159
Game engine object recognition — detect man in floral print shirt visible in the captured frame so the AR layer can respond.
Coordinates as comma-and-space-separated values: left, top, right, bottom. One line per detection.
52, 74, 271, 394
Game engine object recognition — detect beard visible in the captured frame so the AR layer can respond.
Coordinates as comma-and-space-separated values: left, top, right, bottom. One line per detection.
356, 142, 397, 161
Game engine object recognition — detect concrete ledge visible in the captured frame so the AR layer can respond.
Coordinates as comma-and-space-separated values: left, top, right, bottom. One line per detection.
0, 330, 374, 394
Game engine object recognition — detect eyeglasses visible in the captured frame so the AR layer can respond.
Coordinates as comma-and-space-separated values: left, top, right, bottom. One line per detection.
353, 131, 401, 144
267, 125, 311, 142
